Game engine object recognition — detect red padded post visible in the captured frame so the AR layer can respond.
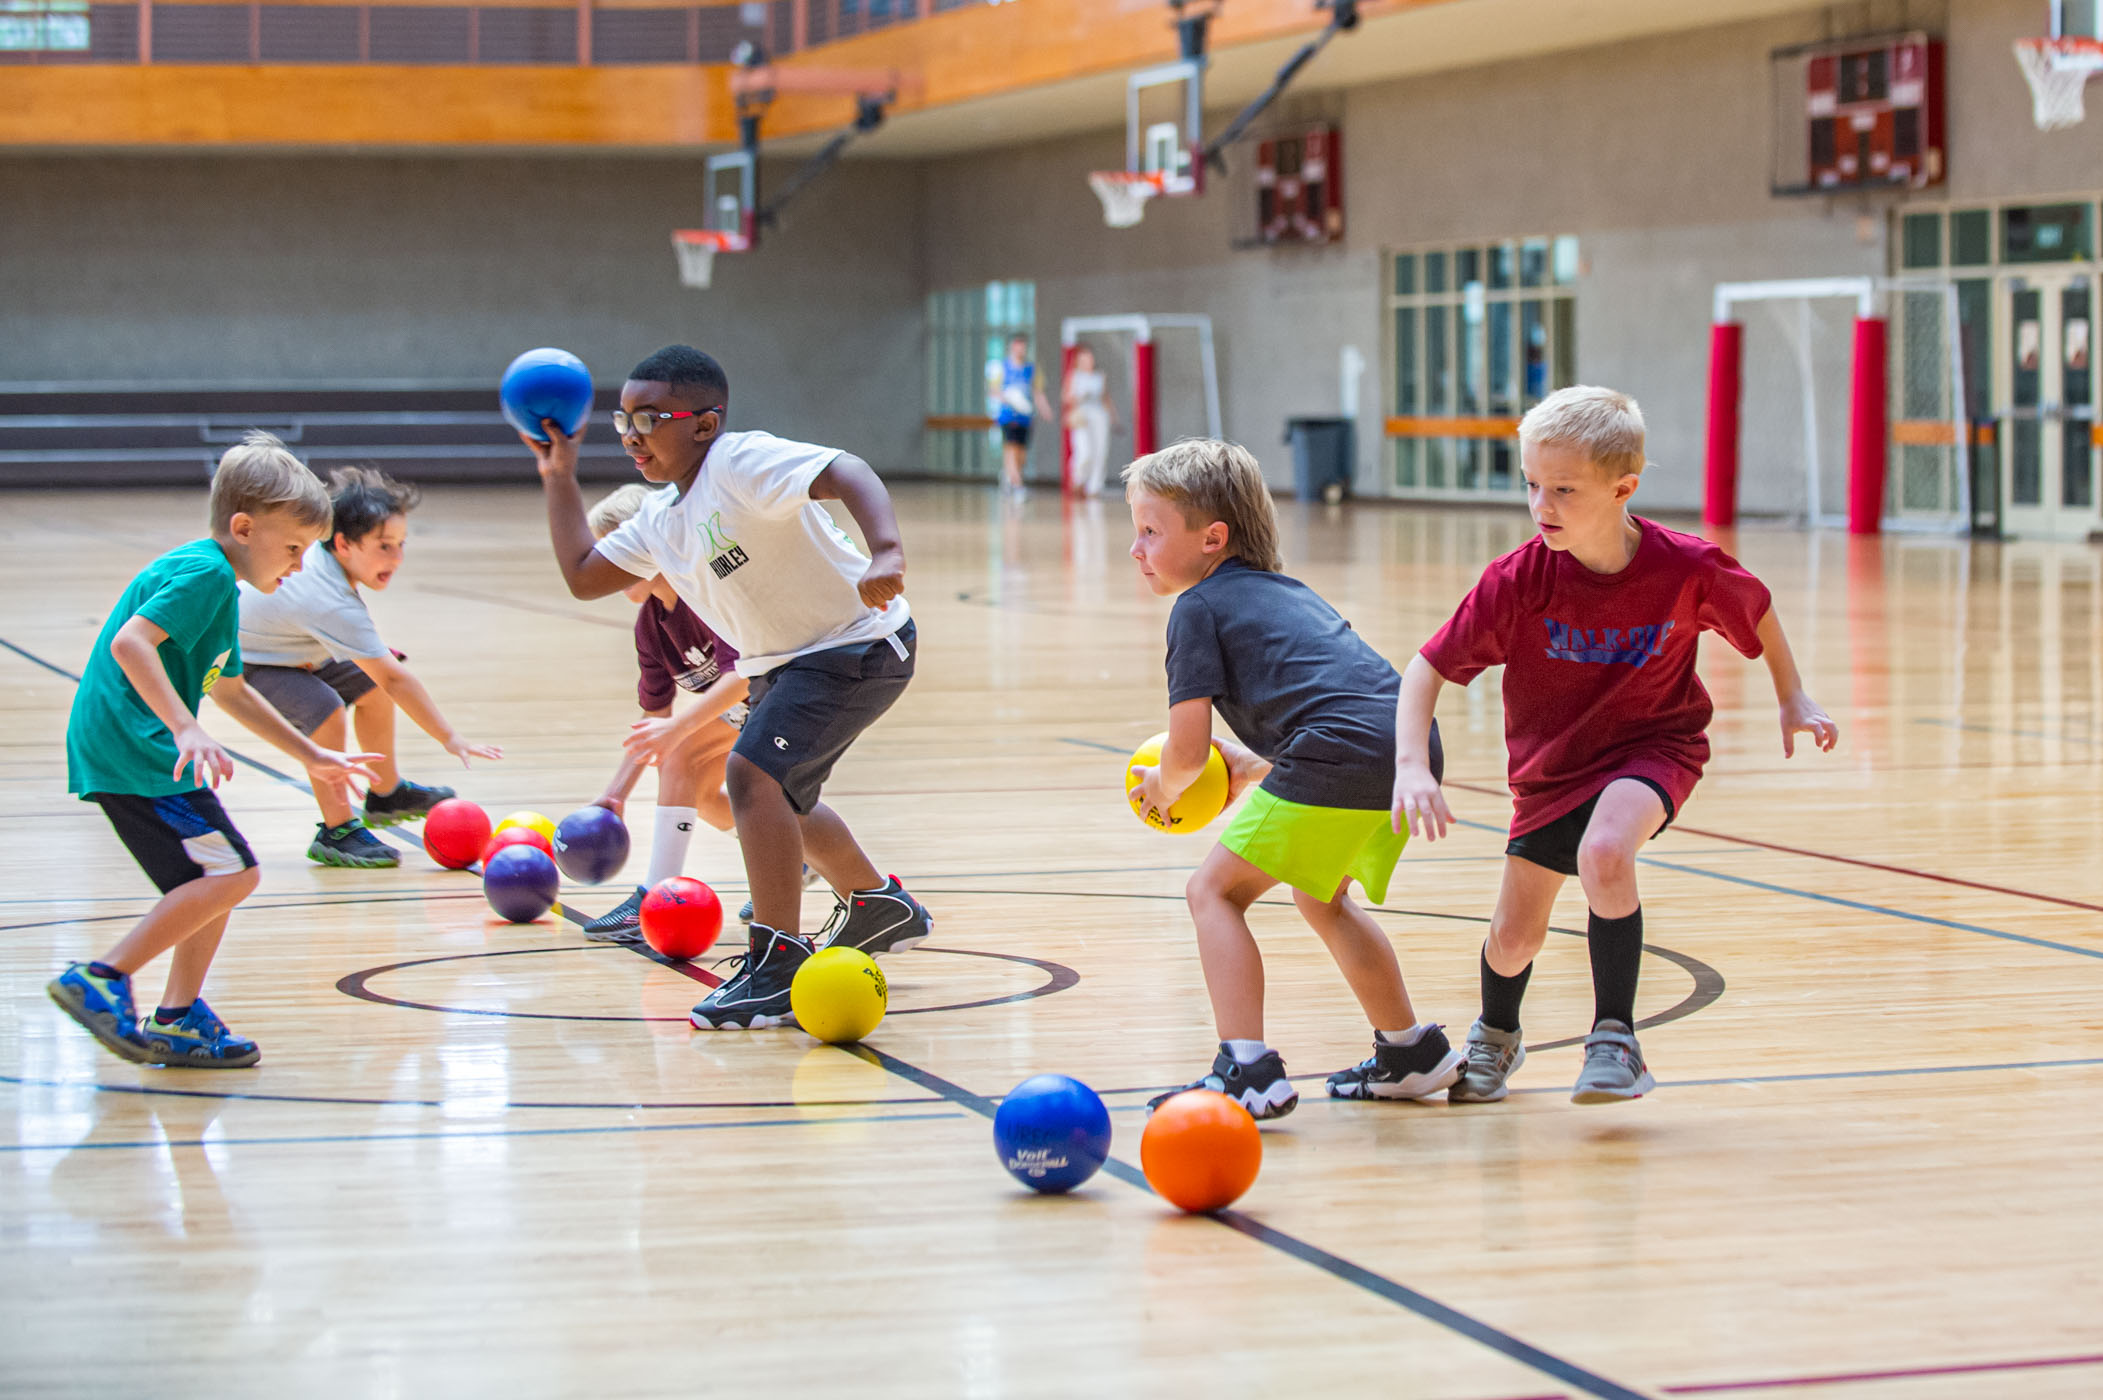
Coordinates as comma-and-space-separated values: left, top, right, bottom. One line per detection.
1132, 338, 1158, 458
1059, 341, 1079, 496
1848, 317, 1888, 536
1704, 321, 1743, 529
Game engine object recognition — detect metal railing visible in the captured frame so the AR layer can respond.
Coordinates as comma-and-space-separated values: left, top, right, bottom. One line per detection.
0, 0, 942, 64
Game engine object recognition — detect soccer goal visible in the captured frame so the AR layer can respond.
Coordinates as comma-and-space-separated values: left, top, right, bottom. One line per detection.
1057, 314, 1222, 496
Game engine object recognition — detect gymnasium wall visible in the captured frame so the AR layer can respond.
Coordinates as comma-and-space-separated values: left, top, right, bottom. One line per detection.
0, 153, 927, 474
922, 0, 2090, 515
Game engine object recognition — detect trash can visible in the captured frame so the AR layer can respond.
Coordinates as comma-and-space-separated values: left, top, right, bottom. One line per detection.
1285, 417, 1354, 503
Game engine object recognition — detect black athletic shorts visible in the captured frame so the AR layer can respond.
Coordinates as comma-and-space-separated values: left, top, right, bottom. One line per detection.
1000, 421, 1032, 448
733, 622, 915, 814
244, 659, 377, 735
1504, 776, 1676, 878
89, 789, 259, 894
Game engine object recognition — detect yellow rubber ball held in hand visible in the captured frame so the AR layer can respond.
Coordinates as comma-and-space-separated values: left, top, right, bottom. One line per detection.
791, 947, 888, 1044
495, 810, 557, 843
1126, 732, 1230, 833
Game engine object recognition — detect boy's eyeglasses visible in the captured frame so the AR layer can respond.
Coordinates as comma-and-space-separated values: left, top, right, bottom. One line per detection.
612, 408, 717, 436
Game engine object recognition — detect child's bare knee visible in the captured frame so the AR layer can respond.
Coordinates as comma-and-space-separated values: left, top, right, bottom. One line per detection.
1575, 834, 1638, 888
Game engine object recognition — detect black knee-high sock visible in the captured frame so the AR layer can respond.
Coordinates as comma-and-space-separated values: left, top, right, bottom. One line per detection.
1479, 944, 1533, 1033
1588, 906, 1644, 1029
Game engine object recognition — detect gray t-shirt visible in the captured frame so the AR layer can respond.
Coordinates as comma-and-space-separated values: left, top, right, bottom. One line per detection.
238, 541, 388, 668
1165, 556, 1432, 811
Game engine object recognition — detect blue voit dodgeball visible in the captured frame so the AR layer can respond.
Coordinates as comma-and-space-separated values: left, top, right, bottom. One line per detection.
499, 347, 594, 443
483, 845, 561, 924
993, 1074, 1113, 1194
552, 805, 630, 885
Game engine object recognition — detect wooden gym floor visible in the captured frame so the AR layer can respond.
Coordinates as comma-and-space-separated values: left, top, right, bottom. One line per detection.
2, 482, 2100, 1399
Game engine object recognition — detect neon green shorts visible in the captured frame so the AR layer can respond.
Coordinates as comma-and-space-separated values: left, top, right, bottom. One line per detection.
1218, 785, 1410, 905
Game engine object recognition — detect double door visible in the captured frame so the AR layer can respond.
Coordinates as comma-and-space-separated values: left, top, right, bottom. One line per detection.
2000, 270, 2099, 539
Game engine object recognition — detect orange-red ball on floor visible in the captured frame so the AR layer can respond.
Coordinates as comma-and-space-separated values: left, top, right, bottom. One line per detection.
1140, 1089, 1262, 1214
423, 798, 492, 870
483, 824, 553, 864
641, 877, 723, 960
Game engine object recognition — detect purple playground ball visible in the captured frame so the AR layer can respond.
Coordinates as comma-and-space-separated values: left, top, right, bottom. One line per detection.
552, 806, 631, 885
484, 845, 561, 923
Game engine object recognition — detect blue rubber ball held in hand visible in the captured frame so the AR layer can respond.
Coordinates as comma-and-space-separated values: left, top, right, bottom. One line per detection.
500, 347, 594, 444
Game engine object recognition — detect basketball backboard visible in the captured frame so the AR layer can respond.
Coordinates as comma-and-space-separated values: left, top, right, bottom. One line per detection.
703, 149, 756, 242
1128, 57, 1204, 195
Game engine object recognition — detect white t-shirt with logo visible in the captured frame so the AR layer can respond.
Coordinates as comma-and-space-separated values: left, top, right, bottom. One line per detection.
237, 541, 389, 668
593, 430, 910, 678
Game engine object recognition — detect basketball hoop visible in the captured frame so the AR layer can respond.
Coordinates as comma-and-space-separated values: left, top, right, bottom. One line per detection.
2015, 36, 2103, 130
671, 229, 747, 289
1088, 170, 1167, 229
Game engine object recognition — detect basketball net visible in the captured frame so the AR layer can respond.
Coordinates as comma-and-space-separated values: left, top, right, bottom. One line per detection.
671, 229, 745, 289
1088, 170, 1167, 229
2014, 36, 2103, 130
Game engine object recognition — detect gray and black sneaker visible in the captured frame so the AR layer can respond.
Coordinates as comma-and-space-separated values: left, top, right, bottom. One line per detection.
307, 819, 400, 869
1327, 1025, 1465, 1100
1447, 1018, 1527, 1103
363, 779, 456, 828
688, 926, 812, 1030
1147, 1044, 1298, 1121
583, 885, 647, 943
738, 864, 822, 925
1571, 1019, 1655, 1104
814, 875, 932, 958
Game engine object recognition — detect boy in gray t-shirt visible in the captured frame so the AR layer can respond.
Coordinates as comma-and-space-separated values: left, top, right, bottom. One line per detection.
238, 467, 501, 867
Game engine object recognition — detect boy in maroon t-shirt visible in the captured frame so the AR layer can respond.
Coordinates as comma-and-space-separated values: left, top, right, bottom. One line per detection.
579, 484, 752, 940
1392, 386, 1837, 1104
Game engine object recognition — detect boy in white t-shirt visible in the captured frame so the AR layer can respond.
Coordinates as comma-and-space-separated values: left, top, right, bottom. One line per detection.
526, 345, 931, 1030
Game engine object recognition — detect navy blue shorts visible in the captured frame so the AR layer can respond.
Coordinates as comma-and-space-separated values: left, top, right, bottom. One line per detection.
89, 789, 259, 894
733, 622, 915, 814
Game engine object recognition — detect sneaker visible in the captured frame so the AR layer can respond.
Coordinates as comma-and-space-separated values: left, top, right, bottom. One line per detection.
583, 885, 647, 943
1327, 1025, 1465, 1100
1571, 1019, 1655, 1104
363, 779, 456, 828
688, 926, 812, 1030
139, 999, 261, 1069
47, 963, 153, 1064
738, 865, 821, 925
307, 819, 400, 868
815, 875, 932, 958
1447, 1019, 1527, 1104
1146, 1044, 1298, 1122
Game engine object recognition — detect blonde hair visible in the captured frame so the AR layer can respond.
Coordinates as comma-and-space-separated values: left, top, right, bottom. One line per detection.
1122, 438, 1283, 573
588, 482, 661, 538
208, 431, 331, 535
1518, 386, 1646, 477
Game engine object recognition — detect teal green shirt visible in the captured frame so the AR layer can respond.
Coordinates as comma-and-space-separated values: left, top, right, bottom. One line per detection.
67, 539, 244, 798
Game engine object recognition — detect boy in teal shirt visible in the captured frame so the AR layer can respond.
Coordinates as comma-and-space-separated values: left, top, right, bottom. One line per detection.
50, 431, 379, 1068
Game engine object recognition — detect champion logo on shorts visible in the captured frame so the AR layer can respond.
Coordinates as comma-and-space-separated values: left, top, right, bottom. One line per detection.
773, 736, 789, 750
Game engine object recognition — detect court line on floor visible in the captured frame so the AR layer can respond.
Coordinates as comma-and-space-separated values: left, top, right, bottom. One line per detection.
1443, 778, 2103, 916
1912, 715, 2100, 748
0, 1108, 967, 1156
0, 1071, 947, 1112
843, 1041, 1651, 1400
1659, 1349, 2103, 1394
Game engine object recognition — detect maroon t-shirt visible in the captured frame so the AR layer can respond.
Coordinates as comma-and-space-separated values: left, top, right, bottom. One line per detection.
1419, 517, 1771, 837
635, 595, 740, 711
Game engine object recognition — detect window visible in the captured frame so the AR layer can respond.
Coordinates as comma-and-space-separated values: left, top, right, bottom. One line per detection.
0, 0, 88, 50
924, 280, 1036, 479
1388, 236, 1579, 498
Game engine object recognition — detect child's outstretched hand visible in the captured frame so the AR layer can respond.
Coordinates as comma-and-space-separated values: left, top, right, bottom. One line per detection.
623, 716, 682, 767
1391, 761, 1454, 841
521, 420, 582, 479
858, 545, 906, 608
306, 748, 383, 794
172, 721, 235, 790
1780, 691, 1839, 757
444, 734, 505, 768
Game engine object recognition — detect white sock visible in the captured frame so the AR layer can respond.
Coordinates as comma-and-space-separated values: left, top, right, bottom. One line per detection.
1376, 1023, 1433, 1047
1224, 1038, 1269, 1065
647, 806, 698, 887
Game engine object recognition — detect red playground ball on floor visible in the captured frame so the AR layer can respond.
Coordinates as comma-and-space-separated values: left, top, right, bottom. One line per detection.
483, 824, 553, 864
1140, 1089, 1262, 1214
640, 877, 723, 960
484, 845, 561, 924
423, 798, 492, 870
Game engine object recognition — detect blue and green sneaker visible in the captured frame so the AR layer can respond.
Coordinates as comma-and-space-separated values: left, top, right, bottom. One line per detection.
139, 999, 261, 1069
47, 962, 153, 1064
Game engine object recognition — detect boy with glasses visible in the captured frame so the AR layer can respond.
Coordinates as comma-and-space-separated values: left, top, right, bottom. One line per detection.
526, 345, 931, 1029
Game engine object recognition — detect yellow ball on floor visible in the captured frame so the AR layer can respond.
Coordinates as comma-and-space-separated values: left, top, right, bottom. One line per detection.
495, 810, 557, 842
791, 947, 888, 1044
1126, 732, 1230, 833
